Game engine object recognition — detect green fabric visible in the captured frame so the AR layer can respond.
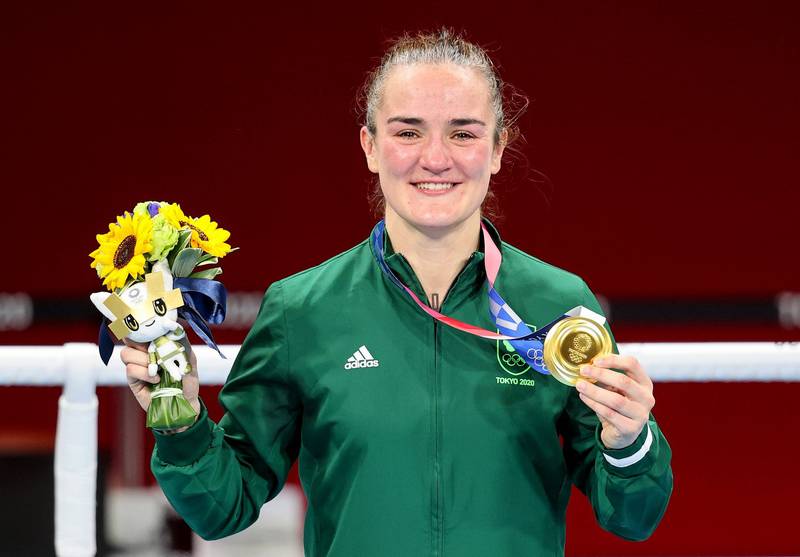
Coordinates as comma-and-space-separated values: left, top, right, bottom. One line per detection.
153, 400, 211, 465
151, 220, 673, 555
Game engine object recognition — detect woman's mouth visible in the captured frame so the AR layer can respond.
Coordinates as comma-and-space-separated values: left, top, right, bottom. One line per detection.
412, 182, 458, 194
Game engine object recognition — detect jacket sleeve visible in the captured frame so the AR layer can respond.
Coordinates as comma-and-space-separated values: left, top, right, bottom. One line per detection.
150, 281, 302, 540
558, 280, 673, 541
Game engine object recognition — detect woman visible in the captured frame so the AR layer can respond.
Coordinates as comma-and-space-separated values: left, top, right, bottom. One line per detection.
122, 29, 672, 556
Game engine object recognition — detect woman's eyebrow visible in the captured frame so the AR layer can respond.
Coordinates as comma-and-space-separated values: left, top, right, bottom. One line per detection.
386, 116, 423, 125
449, 118, 486, 127
386, 116, 487, 127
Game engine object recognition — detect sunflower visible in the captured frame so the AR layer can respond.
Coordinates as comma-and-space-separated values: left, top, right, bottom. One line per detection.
159, 202, 191, 231
158, 203, 231, 257
185, 214, 232, 257
89, 212, 154, 290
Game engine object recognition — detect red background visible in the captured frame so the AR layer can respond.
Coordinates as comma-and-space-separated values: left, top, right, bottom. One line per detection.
2, 2, 799, 555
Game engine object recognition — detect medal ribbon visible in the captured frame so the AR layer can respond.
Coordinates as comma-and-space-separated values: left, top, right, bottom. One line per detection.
371, 220, 601, 376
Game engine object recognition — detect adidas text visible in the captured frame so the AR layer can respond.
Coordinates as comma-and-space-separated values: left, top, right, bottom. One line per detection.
344, 360, 380, 370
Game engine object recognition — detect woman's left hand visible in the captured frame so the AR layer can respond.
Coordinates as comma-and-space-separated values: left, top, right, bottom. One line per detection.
575, 354, 655, 450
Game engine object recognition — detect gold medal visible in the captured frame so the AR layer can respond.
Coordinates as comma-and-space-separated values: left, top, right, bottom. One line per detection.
543, 316, 612, 387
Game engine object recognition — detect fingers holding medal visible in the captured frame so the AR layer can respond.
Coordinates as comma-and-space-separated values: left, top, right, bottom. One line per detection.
539, 316, 654, 449
575, 354, 656, 450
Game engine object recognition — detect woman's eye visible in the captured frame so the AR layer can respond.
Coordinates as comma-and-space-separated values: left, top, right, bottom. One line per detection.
397, 130, 418, 138
153, 298, 167, 316
453, 131, 475, 140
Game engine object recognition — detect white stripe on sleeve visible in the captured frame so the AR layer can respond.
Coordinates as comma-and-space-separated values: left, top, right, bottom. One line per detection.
602, 424, 653, 468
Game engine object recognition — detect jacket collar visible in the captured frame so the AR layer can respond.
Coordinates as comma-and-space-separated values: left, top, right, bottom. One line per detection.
370, 218, 503, 311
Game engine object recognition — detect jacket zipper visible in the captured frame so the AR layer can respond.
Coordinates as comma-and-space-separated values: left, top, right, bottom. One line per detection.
430, 256, 475, 556
391, 253, 475, 556
432, 318, 442, 557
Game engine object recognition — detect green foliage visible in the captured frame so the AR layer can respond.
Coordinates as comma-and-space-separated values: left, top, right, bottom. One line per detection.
167, 230, 192, 269
196, 253, 219, 267
188, 267, 223, 280
171, 248, 203, 278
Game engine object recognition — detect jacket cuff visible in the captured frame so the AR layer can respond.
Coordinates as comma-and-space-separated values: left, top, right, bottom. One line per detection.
596, 422, 654, 476
152, 399, 213, 466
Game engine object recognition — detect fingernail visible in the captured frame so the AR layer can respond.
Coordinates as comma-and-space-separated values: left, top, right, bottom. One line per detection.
580, 365, 591, 376
575, 380, 585, 391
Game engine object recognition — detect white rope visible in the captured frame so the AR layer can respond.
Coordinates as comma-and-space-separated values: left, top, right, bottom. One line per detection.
0, 344, 240, 386
619, 341, 800, 381
0, 342, 798, 385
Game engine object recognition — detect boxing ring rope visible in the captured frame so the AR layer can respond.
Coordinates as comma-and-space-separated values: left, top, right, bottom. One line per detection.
1, 341, 799, 557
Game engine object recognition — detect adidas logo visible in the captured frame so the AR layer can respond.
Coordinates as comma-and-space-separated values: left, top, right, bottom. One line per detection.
344, 345, 380, 370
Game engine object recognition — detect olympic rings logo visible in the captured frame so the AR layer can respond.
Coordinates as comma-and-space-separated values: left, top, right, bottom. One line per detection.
526, 348, 550, 371
502, 353, 526, 366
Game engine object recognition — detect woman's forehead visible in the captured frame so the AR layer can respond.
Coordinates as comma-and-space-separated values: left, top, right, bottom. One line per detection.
379, 64, 492, 120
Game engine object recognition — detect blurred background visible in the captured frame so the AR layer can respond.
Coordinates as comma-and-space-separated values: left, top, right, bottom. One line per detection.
1, 2, 798, 556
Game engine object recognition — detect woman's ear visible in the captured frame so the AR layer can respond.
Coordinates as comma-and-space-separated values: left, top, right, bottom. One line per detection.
360, 126, 379, 174
491, 128, 508, 175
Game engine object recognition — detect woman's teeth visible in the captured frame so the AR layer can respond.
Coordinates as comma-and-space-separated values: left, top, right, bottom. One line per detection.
414, 182, 455, 191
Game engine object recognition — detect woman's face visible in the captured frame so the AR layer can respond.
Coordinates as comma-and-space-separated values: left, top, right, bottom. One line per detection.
360, 63, 505, 233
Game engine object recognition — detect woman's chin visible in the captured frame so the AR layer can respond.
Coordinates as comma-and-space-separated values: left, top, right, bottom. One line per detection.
406, 209, 480, 233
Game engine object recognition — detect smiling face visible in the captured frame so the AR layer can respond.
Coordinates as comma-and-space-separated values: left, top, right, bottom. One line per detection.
90, 265, 183, 343
118, 280, 179, 343
360, 63, 506, 234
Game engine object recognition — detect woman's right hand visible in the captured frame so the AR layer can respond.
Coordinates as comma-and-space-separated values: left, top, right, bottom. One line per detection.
120, 339, 201, 421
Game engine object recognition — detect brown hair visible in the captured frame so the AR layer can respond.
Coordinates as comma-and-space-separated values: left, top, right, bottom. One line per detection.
356, 27, 529, 220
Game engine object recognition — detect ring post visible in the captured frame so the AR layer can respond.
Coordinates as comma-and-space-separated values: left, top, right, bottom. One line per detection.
54, 343, 99, 557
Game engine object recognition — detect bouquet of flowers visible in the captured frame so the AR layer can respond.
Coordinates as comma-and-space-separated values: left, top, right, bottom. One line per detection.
89, 201, 235, 430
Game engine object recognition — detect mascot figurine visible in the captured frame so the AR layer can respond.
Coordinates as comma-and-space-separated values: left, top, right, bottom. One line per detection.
91, 260, 197, 430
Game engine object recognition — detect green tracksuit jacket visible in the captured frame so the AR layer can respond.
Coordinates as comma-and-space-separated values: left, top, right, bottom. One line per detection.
151, 220, 673, 556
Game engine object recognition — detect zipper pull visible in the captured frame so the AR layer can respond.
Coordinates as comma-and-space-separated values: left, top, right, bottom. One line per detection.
430, 293, 440, 311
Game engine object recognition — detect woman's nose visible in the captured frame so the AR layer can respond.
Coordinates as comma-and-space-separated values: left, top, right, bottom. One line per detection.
419, 136, 452, 173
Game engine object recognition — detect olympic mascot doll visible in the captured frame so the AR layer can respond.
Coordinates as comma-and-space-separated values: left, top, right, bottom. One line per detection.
90, 260, 196, 429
